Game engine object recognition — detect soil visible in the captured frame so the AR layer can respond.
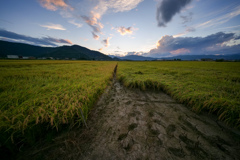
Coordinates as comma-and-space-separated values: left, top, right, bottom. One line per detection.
18, 72, 240, 160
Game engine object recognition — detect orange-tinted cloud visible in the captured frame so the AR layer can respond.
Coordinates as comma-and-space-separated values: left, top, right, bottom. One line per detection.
170, 48, 190, 55
39, 0, 73, 11
92, 32, 100, 40
81, 12, 104, 39
43, 37, 72, 44
117, 27, 133, 35
102, 37, 111, 47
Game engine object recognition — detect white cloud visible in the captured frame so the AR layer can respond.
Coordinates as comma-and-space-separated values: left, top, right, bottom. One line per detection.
40, 23, 66, 30
196, 5, 240, 29
68, 20, 83, 28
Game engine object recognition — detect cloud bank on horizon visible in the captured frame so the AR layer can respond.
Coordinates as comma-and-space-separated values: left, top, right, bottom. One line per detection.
143, 32, 240, 57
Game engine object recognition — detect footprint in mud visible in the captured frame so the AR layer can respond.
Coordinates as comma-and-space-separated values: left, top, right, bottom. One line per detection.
166, 124, 176, 137
125, 100, 132, 105
110, 98, 114, 102
128, 123, 138, 131
129, 111, 141, 117
179, 134, 209, 159
148, 123, 160, 136
118, 133, 128, 141
148, 111, 154, 117
168, 147, 185, 158
121, 136, 134, 151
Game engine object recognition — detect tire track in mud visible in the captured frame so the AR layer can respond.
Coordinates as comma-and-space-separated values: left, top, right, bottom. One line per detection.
20, 68, 240, 160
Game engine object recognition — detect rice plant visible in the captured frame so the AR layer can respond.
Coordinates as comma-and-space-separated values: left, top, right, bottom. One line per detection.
117, 61, 240, 128
0, 60, 117, 153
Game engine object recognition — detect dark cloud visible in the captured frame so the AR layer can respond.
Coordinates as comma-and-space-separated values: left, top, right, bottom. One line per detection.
145, 32, 240, 57
0, 29, 72, 46
156, 0, 192, 27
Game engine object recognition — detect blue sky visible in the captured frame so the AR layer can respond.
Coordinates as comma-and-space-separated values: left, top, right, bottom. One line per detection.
0, 0, 240, 58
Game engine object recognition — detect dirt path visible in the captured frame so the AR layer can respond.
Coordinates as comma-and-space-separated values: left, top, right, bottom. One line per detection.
20, 75, 240, 160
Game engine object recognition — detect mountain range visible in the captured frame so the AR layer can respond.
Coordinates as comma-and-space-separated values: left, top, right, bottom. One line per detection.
0, 40, 112, 60
1, 40, 240, 61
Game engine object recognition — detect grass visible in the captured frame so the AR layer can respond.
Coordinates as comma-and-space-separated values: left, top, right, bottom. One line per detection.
117, 61, 240, 128
0, 60, 117, 154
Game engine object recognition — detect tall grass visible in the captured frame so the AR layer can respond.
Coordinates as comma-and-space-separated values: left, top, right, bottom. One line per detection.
0, 60, 116, 153
118, 61, 240, 128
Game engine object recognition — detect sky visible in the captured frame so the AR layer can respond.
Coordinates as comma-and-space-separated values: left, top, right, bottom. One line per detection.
0, 0, 240, 58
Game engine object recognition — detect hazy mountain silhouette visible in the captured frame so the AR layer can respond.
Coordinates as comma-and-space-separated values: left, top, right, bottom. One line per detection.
110, 55, 156, 61
162, 54, 240, 60
0, 40, 112, 60
110, 54, 240, 61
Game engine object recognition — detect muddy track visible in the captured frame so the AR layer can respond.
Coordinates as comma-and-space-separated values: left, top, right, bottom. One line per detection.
20, 69, 240, 160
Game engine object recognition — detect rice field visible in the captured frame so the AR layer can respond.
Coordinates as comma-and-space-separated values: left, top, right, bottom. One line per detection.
0, 60, 117, 152
1, 60, 240, 156
117, 61, 240, 128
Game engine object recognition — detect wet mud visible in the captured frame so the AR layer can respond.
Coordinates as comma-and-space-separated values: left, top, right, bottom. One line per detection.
19, 76, 240, 160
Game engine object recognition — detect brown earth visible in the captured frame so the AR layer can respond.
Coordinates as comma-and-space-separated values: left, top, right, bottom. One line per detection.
18, 75, 240, 160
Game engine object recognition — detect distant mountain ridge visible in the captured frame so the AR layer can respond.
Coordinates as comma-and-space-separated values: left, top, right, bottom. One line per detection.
110, 54, 240, 61
0, 40, 112, 60
109, 55, 157, 61
162, 54, 240, 60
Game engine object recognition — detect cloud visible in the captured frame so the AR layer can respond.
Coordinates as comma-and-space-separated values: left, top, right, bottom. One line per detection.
42, 37, 72, 44
126, 51, 143, 56
38, 0, 73, 11
185, 27, 195, 32
173, 26, 196, 37
81, 0, 143, 39
92, 32, 100, 40
146, 32, 240, 57
105, 0, 144, 12
170, 48, 190, 55
68, 20, 82, 28
92, 0, 143, 15
195, 5, 240, 29
0, 29, 72, 46
156, 0, 192, 27
102, 37, 111, 47
116, 27, 133, 35
40, 23, 66, 30
38, 0, 143, 40
81, 14, 103, 33
180, 12, 193, 24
